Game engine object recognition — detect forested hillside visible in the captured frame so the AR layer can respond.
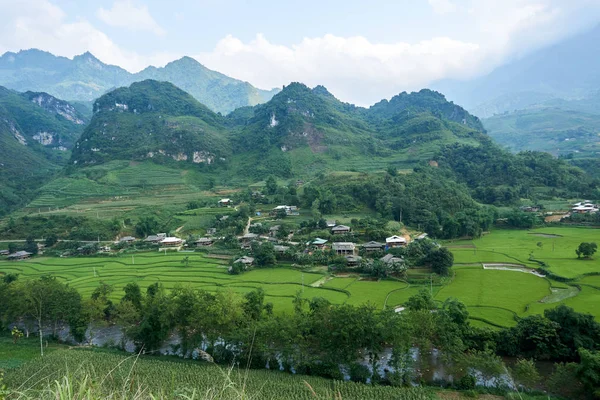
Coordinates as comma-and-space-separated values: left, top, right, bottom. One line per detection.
0, 86, 88, 215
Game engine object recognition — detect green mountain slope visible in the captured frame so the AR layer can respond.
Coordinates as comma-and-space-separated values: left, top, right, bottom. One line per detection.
0, 49, 279, 114
484, 108, 600, 157
71, 80, 230, 166
0, 86, 87, 215
226, 83, 487, 178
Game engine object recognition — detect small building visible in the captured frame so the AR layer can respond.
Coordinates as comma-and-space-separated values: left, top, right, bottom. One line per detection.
332, 242, 357, 255
195, 237, 214, 246
307, 238, 328, 249
520, 206, 540, 213
119, 236, 136, 243
218, 198, 233, 207
271, 205, 299, 216
0, 250, 9, 256
386, 235, 407, 248
145, 233, 166, 243
269, 225, 281, 237
326, 220, 337, 228
362, 241, 384, 252
345, 254, 362, 267
274, 245, 290, 253
572, 203, 599, 214
331, 225, 351, 235
415, 233, 428, 241
206, 228, 217, 235
380, 253, 404, 266
160, 237, 184, 247
241, 233, 259, 249
7, 251, 32, 260
234, 256, 254, 265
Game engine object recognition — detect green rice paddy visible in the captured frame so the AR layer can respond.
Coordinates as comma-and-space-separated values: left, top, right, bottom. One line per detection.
2, 227, 600, 329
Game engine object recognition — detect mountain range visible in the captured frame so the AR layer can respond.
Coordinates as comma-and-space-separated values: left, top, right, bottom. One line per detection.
70, 80, 487, 181
0, 49, 279, 114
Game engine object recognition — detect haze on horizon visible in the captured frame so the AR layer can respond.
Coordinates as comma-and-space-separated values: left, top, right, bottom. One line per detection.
1, 0, 600, 106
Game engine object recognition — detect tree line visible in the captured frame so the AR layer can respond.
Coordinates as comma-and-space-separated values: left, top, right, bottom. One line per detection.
1, 275, 600, 396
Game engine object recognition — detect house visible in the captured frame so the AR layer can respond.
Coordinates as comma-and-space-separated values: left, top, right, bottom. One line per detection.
274, 245, 290, 253
160, 237, 184, 247
271, 205, 299, 216
386, 235, 407, 248
307, 238, 328, 249
520, 206, 540, 213
219, 215, 229, 221
206, 228, 217, 235
345, 255, 362, 267
380, 253, 404, 266
331, 225, 351, 235
0, 250, 9, 256
145, 233, 166, 243
241, 233, 259, 248
218, 198, 233, 207
7, 251, 32, 260
332, 242, 357, 255
572, 203, 599, 214
119, 236, 136, 243
362, 241, 384, 252
234, 256, 254, 265
326, 220, 337, 228
269, 225, 281, 237
415, 233, 428, 241
195, 237, 214, 246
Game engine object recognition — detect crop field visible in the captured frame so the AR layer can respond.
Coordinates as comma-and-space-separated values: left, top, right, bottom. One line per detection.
2, 226, 600, 328
446, 227, 600, 279
443, 227, 600, 326
0, 253, 416, 314
2, 348, 435, 400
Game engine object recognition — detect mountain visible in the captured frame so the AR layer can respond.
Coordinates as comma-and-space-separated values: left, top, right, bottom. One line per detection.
71, 80, 487, 180
71, 80, 230, 166
0, 86, 88, 215
433, 25, 600, 117
0, 49, 279, 114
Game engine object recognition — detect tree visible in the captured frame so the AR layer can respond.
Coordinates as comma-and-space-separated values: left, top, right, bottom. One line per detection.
252, 242, 276, 267
405, 289, 436, 311
121, 282, 143, 311
577, 348, 600, 397
425, 247, 454, 276
510, 358, 540, 390
45, 234, 58, 248
576, 242, 597, 259
265, 176, 278, 195
24, 236, 38, 255
7, 243, 18, 254
135, 216, 159, 238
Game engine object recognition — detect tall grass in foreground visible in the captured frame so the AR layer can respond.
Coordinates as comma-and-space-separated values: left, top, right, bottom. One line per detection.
2, 349, 435, 400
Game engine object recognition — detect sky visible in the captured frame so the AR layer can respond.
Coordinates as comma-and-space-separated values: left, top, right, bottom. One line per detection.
1, 0, 600, 105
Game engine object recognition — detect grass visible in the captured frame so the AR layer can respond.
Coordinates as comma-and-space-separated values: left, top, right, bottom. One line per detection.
0, 335, 66, 370
2, 346, 437, 400
434, 266, 551, 327
446, 227, 600, 279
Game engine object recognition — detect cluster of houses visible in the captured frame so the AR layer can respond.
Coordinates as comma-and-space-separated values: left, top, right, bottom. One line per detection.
571, 201, 599, 214
270, 205, 299, 216
118, 233, 185, 249
306, 234, 410, 267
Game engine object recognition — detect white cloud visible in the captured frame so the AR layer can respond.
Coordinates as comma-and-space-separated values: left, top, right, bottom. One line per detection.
97, 0, 165, 36
428, 0, 456, 14
196, 33, 481, 105
196, 0, 600, 105
0, 0, 174, 72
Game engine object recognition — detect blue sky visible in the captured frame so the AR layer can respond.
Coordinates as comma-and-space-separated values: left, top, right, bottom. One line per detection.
2, 0, 600, 105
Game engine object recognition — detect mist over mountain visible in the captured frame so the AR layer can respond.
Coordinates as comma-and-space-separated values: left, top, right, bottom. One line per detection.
433, 24, 600, 118
0, 49, 280, 114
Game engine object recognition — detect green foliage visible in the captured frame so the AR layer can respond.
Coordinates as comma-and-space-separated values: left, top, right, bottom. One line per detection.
405, 289, 436, 311
424, 247, 454, 276
576, 242, 597, 259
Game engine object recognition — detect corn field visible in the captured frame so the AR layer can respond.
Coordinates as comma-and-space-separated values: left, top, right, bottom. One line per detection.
3, 349, 436, 400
